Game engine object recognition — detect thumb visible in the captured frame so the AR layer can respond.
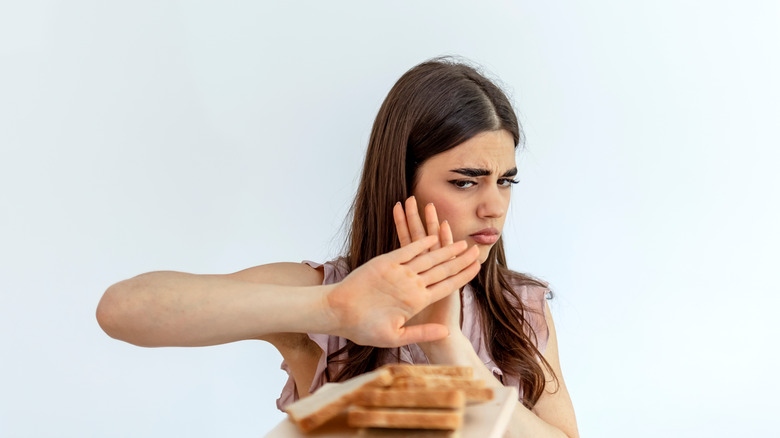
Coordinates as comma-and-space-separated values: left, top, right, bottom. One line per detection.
395, 323, 449, 346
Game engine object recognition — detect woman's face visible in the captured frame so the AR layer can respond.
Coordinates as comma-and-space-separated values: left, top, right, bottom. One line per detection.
412, 129, 517, 264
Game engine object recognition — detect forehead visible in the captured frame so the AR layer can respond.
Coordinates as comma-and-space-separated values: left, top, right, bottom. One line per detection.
425, 130, 516, 170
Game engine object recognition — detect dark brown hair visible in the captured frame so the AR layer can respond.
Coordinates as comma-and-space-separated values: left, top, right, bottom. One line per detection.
331, 57, 555, 408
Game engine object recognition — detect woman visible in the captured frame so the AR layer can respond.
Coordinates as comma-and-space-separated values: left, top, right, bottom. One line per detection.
97, 58, 578, 437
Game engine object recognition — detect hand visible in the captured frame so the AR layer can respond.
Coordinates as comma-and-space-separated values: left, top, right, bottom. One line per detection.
326, 234, 480, 348
393, 197, 474, 356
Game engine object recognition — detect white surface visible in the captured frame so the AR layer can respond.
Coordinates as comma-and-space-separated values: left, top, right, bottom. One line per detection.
1, 1, 779, 437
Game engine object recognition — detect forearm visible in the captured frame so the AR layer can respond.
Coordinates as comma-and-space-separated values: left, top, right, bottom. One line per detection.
424, 334, 572, 438
96, 271, 335, 347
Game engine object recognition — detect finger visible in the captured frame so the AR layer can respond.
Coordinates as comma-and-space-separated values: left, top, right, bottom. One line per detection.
393, 201, 413, 247
427, 260, 482, 302
394, 323, 449, 346
405, 240, 469, 273
424, 203, 441, 251
388, 235, 439, 264
439, 220, 454, 247
404, 196, 427, 242
419, 245, 480, 285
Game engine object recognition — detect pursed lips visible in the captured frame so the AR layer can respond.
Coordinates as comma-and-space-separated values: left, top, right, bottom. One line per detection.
469, 228, 499, 245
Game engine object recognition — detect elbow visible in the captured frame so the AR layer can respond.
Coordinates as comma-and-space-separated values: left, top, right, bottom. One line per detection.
96, 278, 150, 345
96, 281, 128, 341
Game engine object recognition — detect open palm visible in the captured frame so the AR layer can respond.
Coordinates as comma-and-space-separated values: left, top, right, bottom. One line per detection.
328, 234, 479, 348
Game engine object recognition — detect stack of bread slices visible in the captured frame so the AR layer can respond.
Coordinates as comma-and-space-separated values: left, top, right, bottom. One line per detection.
284, 364, 493, 434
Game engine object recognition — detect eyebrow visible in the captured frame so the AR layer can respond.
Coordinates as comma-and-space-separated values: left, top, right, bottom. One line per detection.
450, 167, 518, 178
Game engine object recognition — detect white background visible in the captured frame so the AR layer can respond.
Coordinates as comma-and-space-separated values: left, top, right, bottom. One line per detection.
2, 1, 779, 437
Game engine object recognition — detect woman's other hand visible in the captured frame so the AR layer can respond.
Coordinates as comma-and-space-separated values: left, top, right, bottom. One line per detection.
392, 197, 472, 355
325, 232, 479, 348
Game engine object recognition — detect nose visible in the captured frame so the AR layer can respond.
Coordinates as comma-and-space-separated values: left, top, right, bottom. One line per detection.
476, 185, 508, 219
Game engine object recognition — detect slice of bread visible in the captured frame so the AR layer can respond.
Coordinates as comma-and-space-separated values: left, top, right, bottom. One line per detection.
284, 368, 393, 433
390, 375, 493, 404
461, 387, 494, 404
348, 406, 464, 430
391, 375, 485, 389
353, 389, 466, 409
381, 364, 474, 379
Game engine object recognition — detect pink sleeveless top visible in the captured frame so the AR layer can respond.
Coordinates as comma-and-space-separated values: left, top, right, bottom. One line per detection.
276, 259, 550, 411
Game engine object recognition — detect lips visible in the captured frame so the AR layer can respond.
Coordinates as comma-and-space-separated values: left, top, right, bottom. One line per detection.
469, 228, 499, 245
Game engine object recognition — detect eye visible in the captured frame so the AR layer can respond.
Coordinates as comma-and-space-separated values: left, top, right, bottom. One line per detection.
498, 178, 519, 187
448, 179, 476, 189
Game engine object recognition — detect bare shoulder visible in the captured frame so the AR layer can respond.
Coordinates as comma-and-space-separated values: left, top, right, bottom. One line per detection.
217, 262, 325, 287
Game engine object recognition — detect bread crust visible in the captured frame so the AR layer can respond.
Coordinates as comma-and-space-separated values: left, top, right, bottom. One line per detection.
391, 375, 484, 389
462, 387, 494, 404
354, 389, 466, 408
382, 364, 474, 379
348, 407, 464, 430
389, 375, 493, 404
285, 369, 393, 432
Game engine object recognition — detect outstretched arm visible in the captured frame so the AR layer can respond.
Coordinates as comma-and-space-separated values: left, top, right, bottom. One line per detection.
96, 268, 334, 347
96, 235, 480, 348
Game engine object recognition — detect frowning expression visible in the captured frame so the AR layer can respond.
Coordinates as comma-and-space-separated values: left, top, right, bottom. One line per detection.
412, 130, 517, 263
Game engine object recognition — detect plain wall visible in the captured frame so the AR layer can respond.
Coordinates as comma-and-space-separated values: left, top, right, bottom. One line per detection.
1, 1, 779, 436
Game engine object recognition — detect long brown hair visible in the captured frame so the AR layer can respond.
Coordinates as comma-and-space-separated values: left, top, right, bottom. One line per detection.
331, 57, 555, 408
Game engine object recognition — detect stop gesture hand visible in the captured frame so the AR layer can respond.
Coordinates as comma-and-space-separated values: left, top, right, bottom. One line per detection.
327, 232, 479, 348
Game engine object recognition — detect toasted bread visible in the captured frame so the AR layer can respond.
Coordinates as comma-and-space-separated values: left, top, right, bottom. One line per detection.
381, 364, 473, 379
461, 387, 494, 404
391, 375, 484, 389
285, 364, 494, 433
353, 389, 466, 409
390, 375, 493, 404
348, 406, 464, 430
284, 368, 393, 432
